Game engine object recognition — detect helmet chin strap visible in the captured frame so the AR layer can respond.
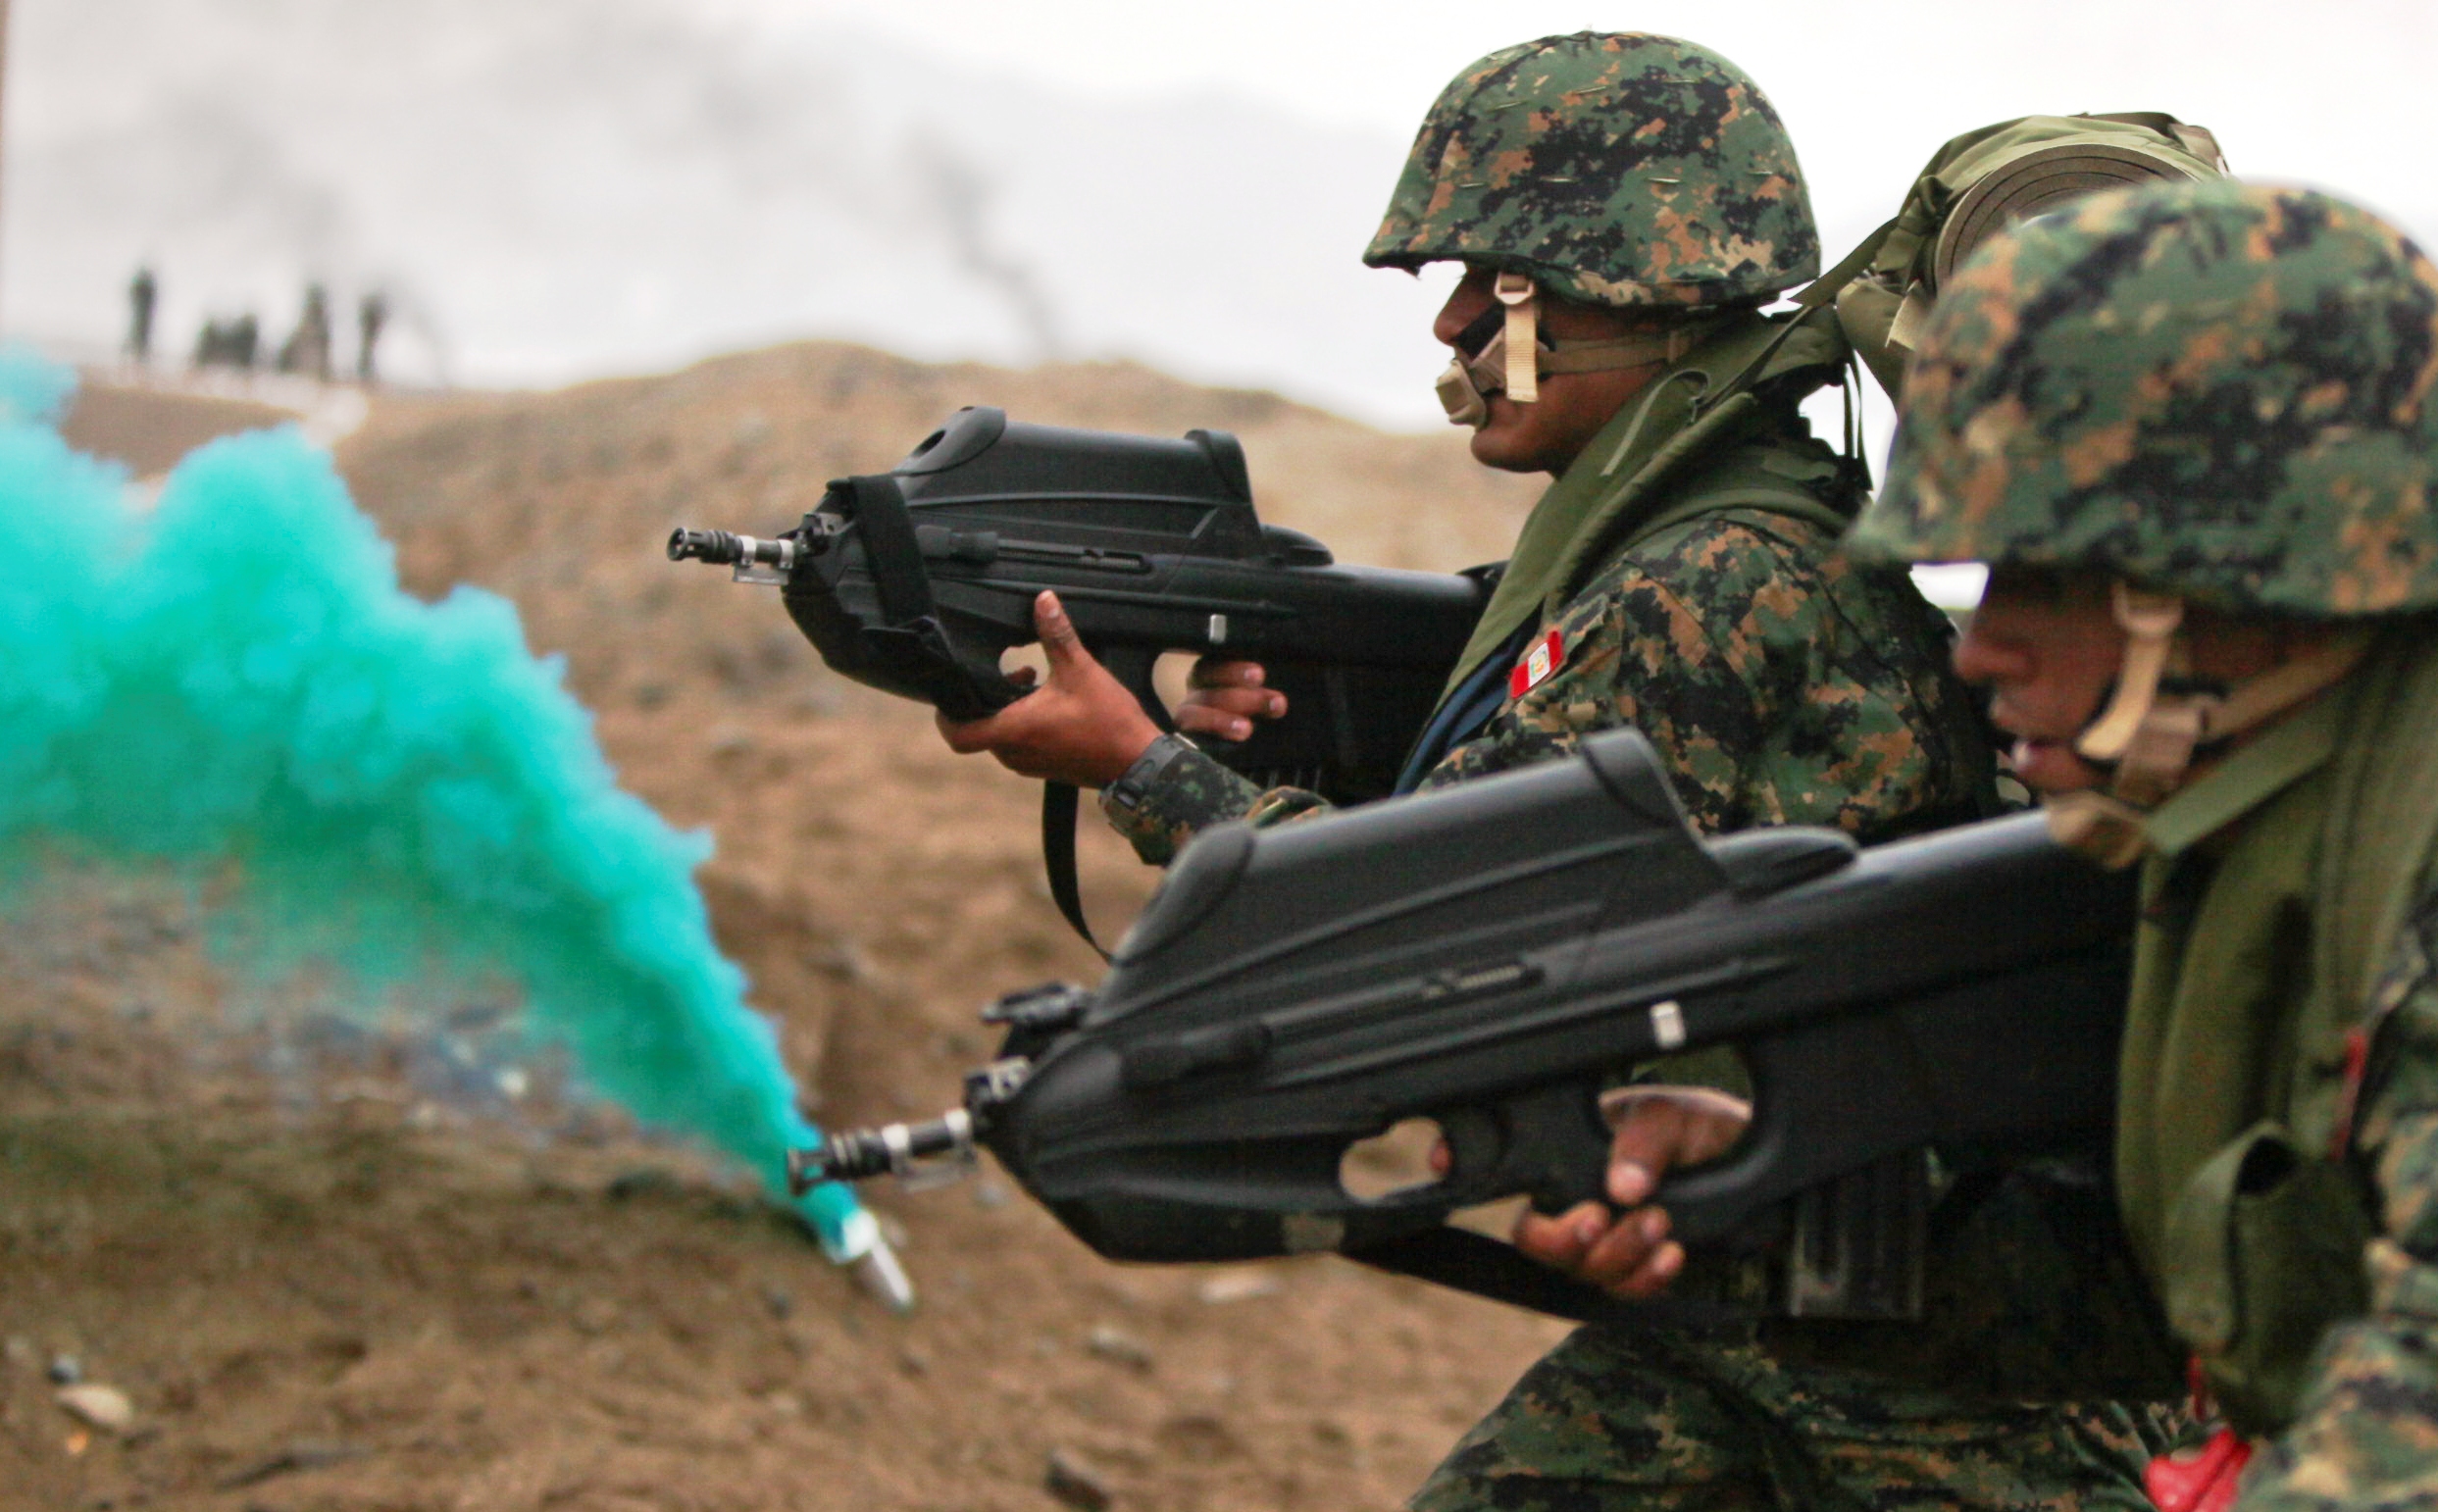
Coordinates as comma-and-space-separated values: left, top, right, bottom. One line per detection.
2044, 581, 2372, 868
1497, 272, 1540, 405
1435, 276, 1711, 428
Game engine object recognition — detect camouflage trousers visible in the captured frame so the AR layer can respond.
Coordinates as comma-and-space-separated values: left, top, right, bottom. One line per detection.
1409, 1323, 2186, 1512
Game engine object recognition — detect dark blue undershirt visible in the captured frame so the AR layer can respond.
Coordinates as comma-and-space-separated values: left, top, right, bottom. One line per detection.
1391, 617, 1543, 795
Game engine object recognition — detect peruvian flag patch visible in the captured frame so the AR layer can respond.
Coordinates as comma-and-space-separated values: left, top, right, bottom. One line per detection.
1508, 629, 1565, 699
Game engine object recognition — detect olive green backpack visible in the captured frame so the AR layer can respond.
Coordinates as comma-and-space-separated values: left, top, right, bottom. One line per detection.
1813, 113, 2228, 398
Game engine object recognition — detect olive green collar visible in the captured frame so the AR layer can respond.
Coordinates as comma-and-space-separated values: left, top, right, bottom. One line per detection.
2141, 689, 2348, 860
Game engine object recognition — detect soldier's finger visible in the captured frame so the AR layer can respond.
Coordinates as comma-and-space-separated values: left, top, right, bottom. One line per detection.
1513, 1200, 1610, 1270
936, 708, 998, 754
1176, 705, 1253, 741
1003, 665, 1041, 689
1182, 687, 1280, 718
1606, 1240, 1686, 1300
1607, 1100, 1687, 1202
1578, 1204, 1670, 1289
1602, 1088, 1751, 1203
1177, 690, 1281, 740
1034, 591, 1088, 669
1187, 658, 1267, 690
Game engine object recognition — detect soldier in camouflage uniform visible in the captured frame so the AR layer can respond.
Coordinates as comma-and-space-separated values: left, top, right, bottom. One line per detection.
1848, 178, 2438, 1509
941, 32, 2176, 1509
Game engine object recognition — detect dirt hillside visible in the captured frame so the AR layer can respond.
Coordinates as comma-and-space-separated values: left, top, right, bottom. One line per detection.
1, 347, 1562, 1512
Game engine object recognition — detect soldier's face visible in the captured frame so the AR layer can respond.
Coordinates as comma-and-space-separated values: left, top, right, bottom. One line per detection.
1956, 567, 2343, 795
1952, 568, 2121, 795
1435, 268, 1668, 476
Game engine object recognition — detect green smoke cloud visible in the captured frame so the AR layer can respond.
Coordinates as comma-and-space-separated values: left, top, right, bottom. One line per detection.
0, 350, 866, 1255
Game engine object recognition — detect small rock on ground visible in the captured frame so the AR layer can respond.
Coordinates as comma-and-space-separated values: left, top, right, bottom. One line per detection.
1085, 1325, 1152, 1371
56, 1384, 134, 1433
1194, 1269, 1280, 1305
1044, 1447, 1112, 1512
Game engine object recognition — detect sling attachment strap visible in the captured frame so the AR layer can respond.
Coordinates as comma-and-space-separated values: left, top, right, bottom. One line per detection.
1041, 731, 1196, 960
1701, 216, 1900, 419
844, 474, 936, 627
1041, 781, 1110, 963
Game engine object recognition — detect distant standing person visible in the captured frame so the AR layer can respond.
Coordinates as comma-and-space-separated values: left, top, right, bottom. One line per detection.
127, 267, 158, 366
277, 284, 333, 381
193, 314, 260, 372
357, 291, 388, 384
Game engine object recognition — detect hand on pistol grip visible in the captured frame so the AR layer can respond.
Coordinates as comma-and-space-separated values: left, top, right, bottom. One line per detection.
1435, 1085, 1752, 1301
935, 590, 1165, 786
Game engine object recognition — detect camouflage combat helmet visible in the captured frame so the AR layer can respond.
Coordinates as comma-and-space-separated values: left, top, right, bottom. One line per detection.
1365, 32, 1819, 310
1852, 180, 2438, 617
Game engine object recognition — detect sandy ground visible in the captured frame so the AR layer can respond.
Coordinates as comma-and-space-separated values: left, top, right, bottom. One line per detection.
1, 348, 1564, 1511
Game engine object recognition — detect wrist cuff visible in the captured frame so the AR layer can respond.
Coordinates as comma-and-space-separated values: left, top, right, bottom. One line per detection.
1103, 732, 1196, 812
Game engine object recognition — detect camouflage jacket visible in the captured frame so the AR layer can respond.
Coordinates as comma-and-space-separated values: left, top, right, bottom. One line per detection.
1099, 422, 1991, 863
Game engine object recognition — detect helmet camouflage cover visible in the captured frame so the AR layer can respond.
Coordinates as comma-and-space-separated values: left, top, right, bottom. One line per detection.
1852, 181, 2438, 616
1365, 32, 1818, 309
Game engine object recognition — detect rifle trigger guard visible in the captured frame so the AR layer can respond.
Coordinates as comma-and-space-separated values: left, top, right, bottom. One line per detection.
1440, 1085, 1612, 1217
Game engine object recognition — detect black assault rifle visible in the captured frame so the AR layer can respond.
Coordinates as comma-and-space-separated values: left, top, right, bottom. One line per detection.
789, 730, 2133, 1323
670, 407, 1491, 939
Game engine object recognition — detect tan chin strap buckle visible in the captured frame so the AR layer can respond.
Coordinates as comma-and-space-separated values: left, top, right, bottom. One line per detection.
2044, 790, 2157, 870
2076, 583, 2186, 764
1496, 272, 1538, 405
2047, 582, 2375, 870
1435, 303, 1707, 429
1436, 354, 1489, 428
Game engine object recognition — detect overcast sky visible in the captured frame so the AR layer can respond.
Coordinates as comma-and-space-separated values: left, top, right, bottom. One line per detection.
717, 0, 2437, 247
697, 0, 2438, 447
10, 0, 2429, 440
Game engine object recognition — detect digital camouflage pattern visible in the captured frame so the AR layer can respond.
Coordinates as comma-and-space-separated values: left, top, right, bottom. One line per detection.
1410, 1325, 2181, 1512
1100, 506, 1991, 864
1850, 181, 2438, 616
1364, 32, 1819, 309
1408, 509, 1986, 835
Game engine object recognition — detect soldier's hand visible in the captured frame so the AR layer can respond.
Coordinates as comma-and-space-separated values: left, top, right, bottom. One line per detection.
1175, 658, 1288, 743
1509, 1086, 1751, 1299
936, 591, 1162, 786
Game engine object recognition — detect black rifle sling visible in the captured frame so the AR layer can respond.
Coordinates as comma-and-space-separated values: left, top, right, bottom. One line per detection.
1041, 781, 1112, 962
1344, 1227, 1743, 1334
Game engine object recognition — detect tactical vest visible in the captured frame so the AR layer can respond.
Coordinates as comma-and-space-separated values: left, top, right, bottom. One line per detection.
2124, 630, 2438, 1434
